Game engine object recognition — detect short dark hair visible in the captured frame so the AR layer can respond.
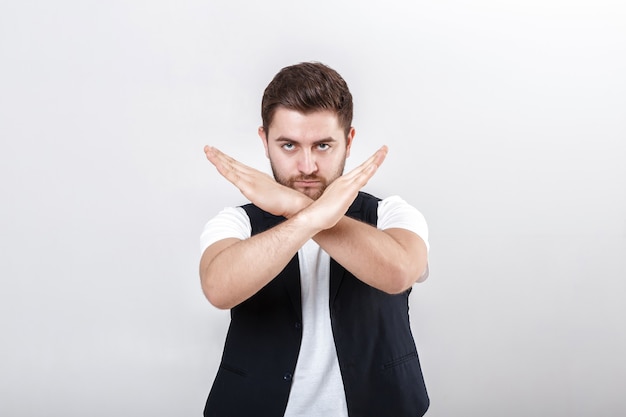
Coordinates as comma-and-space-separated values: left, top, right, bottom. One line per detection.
261, 62, 353, 137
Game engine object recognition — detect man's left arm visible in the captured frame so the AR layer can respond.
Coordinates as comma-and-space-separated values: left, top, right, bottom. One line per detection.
314, 216, 428, 294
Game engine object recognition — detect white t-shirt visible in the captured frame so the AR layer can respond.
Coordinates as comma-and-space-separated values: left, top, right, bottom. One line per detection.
200, 195, 429, 417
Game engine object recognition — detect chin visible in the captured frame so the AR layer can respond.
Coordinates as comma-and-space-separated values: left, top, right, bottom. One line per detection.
301, 188, 323, 200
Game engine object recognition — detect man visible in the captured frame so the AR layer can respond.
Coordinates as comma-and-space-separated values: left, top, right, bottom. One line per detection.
200, 62, 430, 416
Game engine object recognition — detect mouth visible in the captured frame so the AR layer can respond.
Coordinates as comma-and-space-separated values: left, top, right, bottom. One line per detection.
289, 179, 325, 200
294, 180, 321, 188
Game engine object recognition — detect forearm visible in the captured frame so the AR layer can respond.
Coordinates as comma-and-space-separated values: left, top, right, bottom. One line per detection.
313, 216, 428, 293
201, 211, 320, 309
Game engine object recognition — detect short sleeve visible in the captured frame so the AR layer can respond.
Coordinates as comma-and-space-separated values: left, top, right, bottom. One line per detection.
200, 207, 252, 255
377, 195, 429, 252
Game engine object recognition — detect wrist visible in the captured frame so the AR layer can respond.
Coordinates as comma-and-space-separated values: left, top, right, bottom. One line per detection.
284, 193, 313, 218
290, 206, 324, 236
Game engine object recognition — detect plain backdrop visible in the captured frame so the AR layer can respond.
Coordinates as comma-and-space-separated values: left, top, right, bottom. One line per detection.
1, 0, 625, 416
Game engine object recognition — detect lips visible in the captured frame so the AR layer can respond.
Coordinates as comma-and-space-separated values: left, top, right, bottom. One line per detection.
292, 176, 323, 187
294, 180, 321, 187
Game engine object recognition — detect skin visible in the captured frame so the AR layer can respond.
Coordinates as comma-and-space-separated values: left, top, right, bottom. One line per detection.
200, 108, 428, 309
262, 109, 354, 201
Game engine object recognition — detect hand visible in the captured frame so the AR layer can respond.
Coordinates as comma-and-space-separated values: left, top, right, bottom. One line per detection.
302, 145, 388, 231
204, 146, 311, 218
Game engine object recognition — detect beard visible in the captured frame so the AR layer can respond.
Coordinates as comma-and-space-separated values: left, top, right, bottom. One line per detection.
270, 158, 346, 201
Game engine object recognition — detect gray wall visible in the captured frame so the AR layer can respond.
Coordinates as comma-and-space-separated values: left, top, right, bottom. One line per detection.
1, 1, 624, 416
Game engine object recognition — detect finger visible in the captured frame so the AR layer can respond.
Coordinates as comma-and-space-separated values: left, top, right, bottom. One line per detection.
342, 146, 388, 180
204, 147, 244, 184
355, 159, 380, 184
372, 145, 388, 167
204, 146, 222, 166
204, 146, 228, 173
205, 146, 236, 167
205, 147, 271, 195
357, 146, 388, 172
206, 146, 258, 177
346, 146, 388, 187
205, 146, 243, 175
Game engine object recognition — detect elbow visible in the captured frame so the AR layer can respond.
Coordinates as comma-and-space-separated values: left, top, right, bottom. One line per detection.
383, 276, 414, 294
416, 263, 429, 283
203, 287, 236, 310
379, 271, 413, 294
383, 261, 428, 294
201, 274, 234, 310
204, 289, 233, 310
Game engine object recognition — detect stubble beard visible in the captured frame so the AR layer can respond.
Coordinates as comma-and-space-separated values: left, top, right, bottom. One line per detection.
270, 158, 347, 201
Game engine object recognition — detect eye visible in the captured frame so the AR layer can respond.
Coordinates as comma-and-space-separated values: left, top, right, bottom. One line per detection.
281, 143, 295, 151
317, 143, 330, 151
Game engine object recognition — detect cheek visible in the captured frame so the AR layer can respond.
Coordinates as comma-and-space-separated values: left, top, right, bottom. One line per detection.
328, 150, 346, 166
319, 155, 343, 175
269, 152, 294, 173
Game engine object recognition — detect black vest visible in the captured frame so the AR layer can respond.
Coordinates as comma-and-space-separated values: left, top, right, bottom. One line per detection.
204, 192, 429, 417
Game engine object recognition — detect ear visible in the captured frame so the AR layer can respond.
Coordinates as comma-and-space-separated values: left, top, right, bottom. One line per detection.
345, 127, 355, 158
258, 126, 270, 159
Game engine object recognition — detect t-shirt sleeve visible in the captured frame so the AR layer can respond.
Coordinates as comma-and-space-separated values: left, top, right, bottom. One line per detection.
199, 207, 252, 255
377, 195, 430, 252
377, 195, 430, 281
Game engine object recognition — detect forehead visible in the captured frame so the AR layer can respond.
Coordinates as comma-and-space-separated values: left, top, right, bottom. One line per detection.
267, 108, 344, 142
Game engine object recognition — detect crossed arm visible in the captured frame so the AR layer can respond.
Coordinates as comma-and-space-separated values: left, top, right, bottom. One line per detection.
200, 146, 428, 309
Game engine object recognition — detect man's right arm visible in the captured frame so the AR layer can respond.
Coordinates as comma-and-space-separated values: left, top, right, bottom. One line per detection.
199, 210, 321, 310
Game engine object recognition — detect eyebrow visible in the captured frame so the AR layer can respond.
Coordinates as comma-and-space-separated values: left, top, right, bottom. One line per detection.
275, 136, 338, 145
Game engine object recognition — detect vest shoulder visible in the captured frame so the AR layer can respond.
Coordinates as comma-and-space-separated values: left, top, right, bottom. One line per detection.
240, 204, 285, 235
345, 192, 381, 225
241, 191, 382, 233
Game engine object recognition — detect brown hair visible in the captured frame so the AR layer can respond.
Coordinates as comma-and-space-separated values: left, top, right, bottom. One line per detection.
261, 62, 353, 137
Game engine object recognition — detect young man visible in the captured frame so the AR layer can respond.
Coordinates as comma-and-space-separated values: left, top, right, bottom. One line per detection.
200, 62, 430, 417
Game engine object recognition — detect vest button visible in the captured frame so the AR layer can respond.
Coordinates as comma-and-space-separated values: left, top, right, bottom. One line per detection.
295, 322, 302, 329
283, 372, 292, 381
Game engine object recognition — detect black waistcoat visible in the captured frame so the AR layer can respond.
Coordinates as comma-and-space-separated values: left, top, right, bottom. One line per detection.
204, 192, 429, 417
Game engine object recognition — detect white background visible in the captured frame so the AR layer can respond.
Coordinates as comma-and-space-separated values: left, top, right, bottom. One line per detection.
1, 0, 625, 416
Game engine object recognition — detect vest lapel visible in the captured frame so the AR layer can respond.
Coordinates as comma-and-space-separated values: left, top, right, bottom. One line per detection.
283, 255, 303, 322
329, 259, 346, 307
259, 210, 303, 322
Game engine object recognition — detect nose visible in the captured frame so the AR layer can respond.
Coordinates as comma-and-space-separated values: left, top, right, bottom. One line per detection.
298, 150, 318, 176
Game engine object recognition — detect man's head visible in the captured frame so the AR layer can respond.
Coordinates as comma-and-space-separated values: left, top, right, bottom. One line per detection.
259, 62, 355, 200
261, 62, 353, 138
